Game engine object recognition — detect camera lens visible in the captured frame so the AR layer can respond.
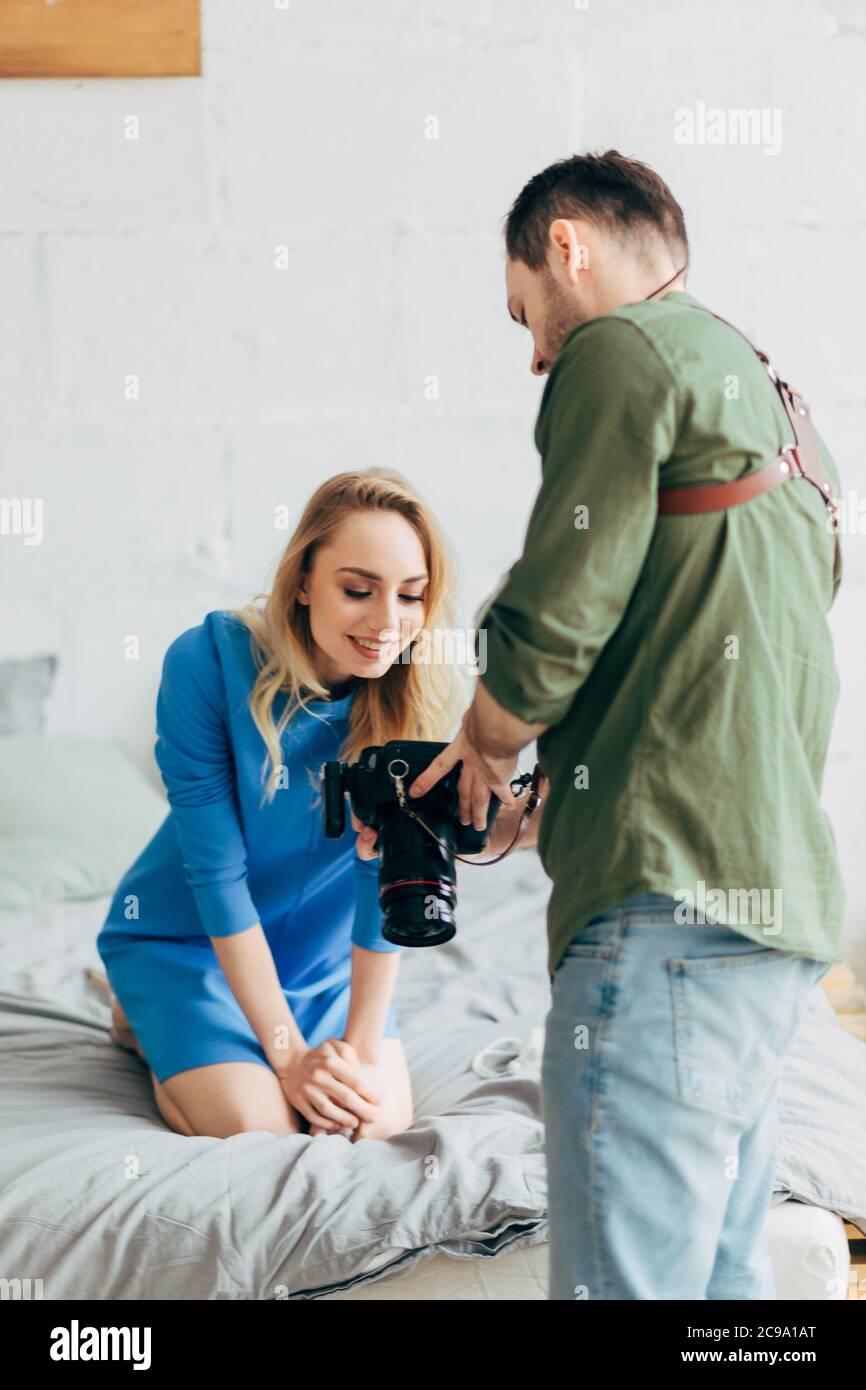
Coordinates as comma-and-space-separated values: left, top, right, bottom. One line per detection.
377, 817, 458, 946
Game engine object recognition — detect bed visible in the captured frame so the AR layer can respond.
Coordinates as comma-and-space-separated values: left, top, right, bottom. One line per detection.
0, 730, 863, 1300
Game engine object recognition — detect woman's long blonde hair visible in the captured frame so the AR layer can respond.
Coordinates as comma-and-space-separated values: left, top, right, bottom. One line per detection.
228, 468, 468, 805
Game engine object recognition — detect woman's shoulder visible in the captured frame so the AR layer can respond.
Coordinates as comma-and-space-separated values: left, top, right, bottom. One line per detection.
162, 609, 251, 682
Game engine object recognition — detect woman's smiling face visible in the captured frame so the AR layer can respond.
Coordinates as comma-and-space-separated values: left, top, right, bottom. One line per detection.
297, 510, 429, 688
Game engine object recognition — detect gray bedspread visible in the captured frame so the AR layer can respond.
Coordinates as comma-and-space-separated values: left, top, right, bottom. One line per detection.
0, 850, 863, 1299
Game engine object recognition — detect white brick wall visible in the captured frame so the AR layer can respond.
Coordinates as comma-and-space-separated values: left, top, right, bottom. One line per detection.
1, 0, 864, 969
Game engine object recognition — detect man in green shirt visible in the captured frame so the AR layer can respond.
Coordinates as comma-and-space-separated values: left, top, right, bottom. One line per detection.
408, 151, 844, 1300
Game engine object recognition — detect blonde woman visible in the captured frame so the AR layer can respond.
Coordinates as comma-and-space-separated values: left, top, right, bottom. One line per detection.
97, 468, 467, 1142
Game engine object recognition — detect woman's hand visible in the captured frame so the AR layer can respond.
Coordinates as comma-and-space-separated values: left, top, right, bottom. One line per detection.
351, 810, 379, 861
311, 1049, 411, 1143
308, 1051, 380, 1139
276, 1038, 383, 1134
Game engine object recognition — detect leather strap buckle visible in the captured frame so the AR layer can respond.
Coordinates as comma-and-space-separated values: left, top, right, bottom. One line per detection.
779, 443, 803, 479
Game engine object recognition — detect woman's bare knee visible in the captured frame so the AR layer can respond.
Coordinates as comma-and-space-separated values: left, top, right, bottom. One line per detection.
156, 1062, 302, 1139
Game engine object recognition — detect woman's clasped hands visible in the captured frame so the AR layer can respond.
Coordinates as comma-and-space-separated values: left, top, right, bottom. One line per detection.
276, 1037, 383, 1140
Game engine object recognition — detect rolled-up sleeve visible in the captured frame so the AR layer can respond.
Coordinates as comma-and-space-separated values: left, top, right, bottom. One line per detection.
154, 625, 261, 938
477, 317, 679, 726
350, 852, 402, 952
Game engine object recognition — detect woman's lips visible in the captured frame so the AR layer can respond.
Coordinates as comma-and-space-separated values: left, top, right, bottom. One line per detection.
347, 634, 389, 661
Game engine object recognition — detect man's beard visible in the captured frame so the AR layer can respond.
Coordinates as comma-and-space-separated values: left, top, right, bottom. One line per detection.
540, 267, 588, 364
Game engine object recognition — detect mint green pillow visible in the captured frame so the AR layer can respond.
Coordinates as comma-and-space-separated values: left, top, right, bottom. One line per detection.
0, 736, 168, 908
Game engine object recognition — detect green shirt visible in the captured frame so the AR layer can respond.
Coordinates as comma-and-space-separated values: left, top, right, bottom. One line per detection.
478, 289, 844, 979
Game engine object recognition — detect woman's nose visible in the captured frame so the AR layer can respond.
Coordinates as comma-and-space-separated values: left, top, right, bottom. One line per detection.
369, 602, 402, 640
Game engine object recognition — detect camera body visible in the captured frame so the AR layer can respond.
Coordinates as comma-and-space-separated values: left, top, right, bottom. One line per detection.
320, 740, 502, 947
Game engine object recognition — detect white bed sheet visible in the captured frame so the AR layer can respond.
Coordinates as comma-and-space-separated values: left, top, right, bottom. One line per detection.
325, 1203, 851, 1300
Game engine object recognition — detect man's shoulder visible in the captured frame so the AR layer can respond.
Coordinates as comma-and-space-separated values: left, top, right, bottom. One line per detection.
558, 302, 664, 359
561, 292, 735, 356
559, 293, 768, 408
551, 297, 696, 384
537, 303, 678, 427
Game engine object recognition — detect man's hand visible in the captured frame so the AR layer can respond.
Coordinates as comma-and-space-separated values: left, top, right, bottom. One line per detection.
406, 725, 521, 832
468, 775, 548, 856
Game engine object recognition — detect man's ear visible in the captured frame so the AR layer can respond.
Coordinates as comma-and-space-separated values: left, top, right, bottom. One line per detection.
548, 217, 589, 283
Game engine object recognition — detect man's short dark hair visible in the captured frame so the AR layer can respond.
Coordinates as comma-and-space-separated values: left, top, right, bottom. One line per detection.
504, 150, 689, 272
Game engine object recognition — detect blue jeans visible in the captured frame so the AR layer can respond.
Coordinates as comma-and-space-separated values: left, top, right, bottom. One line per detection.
541, 893, 830, 1300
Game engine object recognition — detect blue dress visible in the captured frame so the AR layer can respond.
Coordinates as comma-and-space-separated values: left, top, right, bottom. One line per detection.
97, 609, 401, 1084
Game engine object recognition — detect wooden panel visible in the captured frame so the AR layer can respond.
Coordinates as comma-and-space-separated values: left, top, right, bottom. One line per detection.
821, 961, 866, 1042
0, 0, 200, 78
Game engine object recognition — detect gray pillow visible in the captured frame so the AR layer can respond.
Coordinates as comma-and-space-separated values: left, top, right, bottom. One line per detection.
0, 735, 167, 907
0, 655, 58, 734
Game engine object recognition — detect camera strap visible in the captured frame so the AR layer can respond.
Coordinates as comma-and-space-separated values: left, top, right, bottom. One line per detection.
391, 761, 546, 867
461, 760, 545, 865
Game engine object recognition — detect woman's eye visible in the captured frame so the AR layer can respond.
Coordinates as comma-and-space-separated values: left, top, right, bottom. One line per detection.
344, 587, 423, 604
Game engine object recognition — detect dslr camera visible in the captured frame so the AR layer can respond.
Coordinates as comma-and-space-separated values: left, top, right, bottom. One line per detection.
320, 740, 502, 948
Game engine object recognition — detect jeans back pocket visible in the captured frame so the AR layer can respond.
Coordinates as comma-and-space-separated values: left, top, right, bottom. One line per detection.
668, 947, 807, 1124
